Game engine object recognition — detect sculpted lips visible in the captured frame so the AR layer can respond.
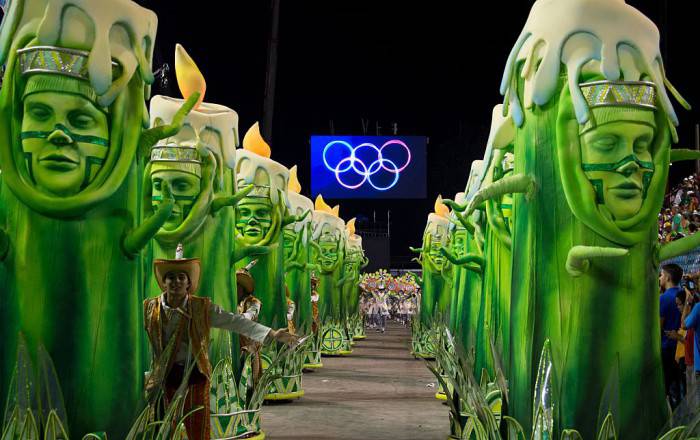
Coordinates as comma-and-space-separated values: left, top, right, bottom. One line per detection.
38, 151, 79, 170
610, 181, 642, 199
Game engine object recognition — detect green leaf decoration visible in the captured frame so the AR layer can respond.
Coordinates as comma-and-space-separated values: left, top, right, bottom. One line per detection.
43, 410, 69, 440
1, 407, 19, 440
37, 346, 68, 431
596, 413, 617, 440
503, 416, 526, 440
532, 340, 555, 439
81, 433, 108, 440
124, 405, 155, 440
560, 429, 583, 440
596, 358, 620, 438
14, 335, 38, 416
18, 409, 39, 440
656, 426, 685, 440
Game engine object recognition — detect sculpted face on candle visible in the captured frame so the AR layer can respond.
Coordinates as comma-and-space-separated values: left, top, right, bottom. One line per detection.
152, 168, 201, 231
451, 229, 468, 259
236, 197, 273, 243
318, 233, 340, 271
426, 231, 447, 271
21, 79, 110, 196
580, 117, 655, 221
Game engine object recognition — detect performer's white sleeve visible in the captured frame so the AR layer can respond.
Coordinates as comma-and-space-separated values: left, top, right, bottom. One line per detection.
209, 303, 271, 343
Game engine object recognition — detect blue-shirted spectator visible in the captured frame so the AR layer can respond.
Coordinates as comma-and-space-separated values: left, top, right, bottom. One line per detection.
682, 284, 700, 407
660, 263, 683, 407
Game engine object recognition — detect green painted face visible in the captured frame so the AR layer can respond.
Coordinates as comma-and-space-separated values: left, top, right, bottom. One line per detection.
151, 170, 201, 231
451, 229, 468, 259
426, 233, 447, 271
318, 237, 340, 271
580, 121, 655, 221
236, 197, 273, 244
21, 91, 109, 196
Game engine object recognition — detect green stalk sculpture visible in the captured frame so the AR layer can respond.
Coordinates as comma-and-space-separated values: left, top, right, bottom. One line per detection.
495, 0, 691, 436
0, 1, 191, 436
444, 162, 485, 362
311, 196, 351, 355
144, 46, 258, 368
448, 105, 519, 377
410, 196, 452, 358
284, 166, 315, 336
339, 218, 369, 341
234, 123, 306, 401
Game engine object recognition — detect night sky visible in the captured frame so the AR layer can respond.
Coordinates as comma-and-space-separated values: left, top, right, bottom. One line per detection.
140, 1, 700, 266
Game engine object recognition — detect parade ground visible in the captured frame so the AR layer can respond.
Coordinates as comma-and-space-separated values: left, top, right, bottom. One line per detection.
263, 323, 449, 440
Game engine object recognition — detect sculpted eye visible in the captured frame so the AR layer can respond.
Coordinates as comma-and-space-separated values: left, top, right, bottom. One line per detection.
27, 103, 52, 121
69, 111, 96, 130
173, 179, 192, 192
592, 135, 617, 151
634, 136, 652, 154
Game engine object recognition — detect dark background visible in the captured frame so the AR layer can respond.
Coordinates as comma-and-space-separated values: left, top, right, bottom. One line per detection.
139, 0, 700, 267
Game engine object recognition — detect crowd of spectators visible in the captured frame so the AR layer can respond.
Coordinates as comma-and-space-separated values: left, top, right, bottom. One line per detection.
659, 174, 700, 243
660, 264, 700, 411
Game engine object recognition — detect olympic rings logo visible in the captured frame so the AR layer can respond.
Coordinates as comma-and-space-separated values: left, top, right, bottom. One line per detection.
322, 139, 412, 191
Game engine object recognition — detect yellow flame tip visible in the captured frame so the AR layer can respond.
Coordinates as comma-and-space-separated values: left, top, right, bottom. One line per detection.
175, 44, 206, 109
242, 122, 272, 158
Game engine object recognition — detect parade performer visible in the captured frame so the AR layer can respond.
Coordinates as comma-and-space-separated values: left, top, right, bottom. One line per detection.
236, 261, 264, 383
286, 286, 297, 334
145, 251, 298, 440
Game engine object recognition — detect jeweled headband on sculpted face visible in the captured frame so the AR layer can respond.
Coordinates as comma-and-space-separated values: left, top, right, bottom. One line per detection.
18, 46, 122, 95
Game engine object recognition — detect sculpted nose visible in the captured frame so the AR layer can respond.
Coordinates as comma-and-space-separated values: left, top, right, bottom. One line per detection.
617, 160, 639, 177
47, 128, 74, 146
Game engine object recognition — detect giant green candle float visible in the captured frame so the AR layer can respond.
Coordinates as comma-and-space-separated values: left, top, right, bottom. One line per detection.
145, 44, 255, 325
340, 218, 369, 341
455, 0, 694, 436
234, 124, 306, 401
410, 196, 452, 359
0, 0, 197, 436
311, 195, 352, 355
143, 46, 271, 437
284, 166, 315, 335
446, 105, 517, 377
283, 166, 323, 369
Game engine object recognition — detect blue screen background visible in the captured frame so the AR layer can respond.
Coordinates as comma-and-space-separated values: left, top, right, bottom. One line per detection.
311, 135, 427, 199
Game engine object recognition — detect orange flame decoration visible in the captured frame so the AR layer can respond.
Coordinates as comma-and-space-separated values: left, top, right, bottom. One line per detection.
175, 44, 206, 110
434, 195, 449, 218
242, 122, 272, 158
346, 218, 356, 236
314, 194, 334, 214
288, 165, 302, 194
332, 205, 340, 217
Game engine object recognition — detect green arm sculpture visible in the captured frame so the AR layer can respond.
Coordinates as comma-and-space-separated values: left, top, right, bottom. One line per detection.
565, 246, 630, 277
439, 246, 484, 272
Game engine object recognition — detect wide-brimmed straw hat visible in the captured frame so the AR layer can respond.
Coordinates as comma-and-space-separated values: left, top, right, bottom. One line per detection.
154, 258, 201, 294
236, 269, 255, 296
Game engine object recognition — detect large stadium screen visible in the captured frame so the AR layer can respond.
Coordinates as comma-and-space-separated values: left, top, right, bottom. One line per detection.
310, 135, 427, 199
